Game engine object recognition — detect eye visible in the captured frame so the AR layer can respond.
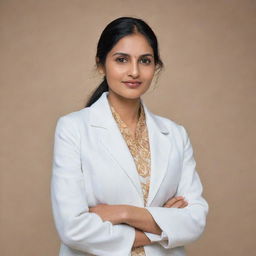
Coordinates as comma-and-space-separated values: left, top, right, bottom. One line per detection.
140, 57, 152, 65
115, 57, 128, 63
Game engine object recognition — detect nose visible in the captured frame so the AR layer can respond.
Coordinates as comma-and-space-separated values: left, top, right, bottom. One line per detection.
128, 60, 140, 78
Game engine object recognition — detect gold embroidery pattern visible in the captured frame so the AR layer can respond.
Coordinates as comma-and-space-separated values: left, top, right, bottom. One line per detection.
110, 101, 151, 256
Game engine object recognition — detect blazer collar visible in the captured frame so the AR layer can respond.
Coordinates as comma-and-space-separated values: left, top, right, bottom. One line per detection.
88, 91, 172, 206
88, 91, 169, 134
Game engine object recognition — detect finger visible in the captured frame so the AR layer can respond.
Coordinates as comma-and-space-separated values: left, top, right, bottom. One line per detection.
88, 207, 94, 212
180, 200, 188, 208
177, 200, 188, 208
169, 198, 189, 208
174, 200, 188, 208
171, 200, 186, 208
163, 196, 183, 206
164, 198, 183, 207
164, 196, 185, 207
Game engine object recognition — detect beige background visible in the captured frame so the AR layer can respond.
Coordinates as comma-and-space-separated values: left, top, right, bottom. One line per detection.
1, 0, 255, 255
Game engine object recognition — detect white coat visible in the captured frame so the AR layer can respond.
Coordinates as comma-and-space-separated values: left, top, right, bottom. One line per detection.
51, 91, 209, 256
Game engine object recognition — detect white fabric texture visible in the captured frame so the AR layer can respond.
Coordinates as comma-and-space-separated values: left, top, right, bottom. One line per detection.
51, 91, 209, 256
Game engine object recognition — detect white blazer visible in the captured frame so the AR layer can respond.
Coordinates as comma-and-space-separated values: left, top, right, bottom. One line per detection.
51, 91, 209, 256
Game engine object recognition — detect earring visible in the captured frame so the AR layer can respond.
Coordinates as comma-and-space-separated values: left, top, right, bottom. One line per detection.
98, 69, 104, 75
146, 73, 160, 94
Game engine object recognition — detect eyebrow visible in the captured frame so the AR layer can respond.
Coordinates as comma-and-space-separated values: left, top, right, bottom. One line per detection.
112, 52, 154, 58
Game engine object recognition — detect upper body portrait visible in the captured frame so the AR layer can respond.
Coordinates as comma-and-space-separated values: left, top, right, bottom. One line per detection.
51, 17, 209, 256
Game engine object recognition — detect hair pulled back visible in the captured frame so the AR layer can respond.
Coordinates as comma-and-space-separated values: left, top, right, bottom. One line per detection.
85, 17, 163, 107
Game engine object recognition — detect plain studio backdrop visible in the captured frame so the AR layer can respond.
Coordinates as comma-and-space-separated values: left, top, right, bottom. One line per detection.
0, 0, 255, 255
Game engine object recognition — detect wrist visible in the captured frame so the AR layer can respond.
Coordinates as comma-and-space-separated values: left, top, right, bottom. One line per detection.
120, 205, 132, 223
133, 229, 152, 248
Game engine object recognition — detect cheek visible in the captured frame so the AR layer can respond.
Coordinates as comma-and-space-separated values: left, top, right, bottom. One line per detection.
106, 65, 125, 80
143, 68, 155, 81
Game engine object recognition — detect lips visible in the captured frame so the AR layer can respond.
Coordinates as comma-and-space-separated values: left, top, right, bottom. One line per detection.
122, 81, 142, 88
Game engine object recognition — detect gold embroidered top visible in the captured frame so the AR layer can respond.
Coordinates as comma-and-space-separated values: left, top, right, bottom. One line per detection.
109, 100, 151, 256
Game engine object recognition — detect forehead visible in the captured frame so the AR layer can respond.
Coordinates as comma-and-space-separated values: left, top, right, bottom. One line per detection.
109, 33, 153, 56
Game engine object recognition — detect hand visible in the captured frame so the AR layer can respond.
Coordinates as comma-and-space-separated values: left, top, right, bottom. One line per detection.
132, 229, 152, 249
163, 196, 188, 208
89, 204, 127, 225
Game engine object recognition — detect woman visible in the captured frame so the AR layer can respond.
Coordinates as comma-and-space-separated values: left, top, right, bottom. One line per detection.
51, 17, 209, 256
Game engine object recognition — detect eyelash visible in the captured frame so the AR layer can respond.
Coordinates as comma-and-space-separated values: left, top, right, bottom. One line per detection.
115, 57, 152, 65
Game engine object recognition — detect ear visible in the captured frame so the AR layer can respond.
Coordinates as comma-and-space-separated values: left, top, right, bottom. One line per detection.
98, 66, 105, 75
95, 57, 105, 75
154, 63, 162, 74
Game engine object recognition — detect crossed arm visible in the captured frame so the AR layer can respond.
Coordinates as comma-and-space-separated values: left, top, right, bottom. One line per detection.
89, 196, 188, 248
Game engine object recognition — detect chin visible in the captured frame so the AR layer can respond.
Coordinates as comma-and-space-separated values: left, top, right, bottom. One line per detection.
124, 87, 149, 97
109, 87, 148, 101
120, 91, 144, 100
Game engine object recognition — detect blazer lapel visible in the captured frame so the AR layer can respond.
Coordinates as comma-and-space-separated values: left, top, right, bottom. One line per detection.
142, 102, 173, 206
88, 92, 143, 201
88, 91, 173, 206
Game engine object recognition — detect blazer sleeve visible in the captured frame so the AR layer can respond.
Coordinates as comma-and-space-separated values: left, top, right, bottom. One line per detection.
145, 125, 209, 249
51, 115, 135, 256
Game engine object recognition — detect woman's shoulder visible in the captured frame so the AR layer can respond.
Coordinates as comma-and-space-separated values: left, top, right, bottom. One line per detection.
58, 107, 89, 120
151, 112, 190, 142
54, 108, 90, 131
151, 111, 183, 130
153, 113, 180, 127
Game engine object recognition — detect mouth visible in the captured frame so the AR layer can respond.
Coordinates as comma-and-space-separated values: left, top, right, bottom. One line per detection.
122, 80, 142, 88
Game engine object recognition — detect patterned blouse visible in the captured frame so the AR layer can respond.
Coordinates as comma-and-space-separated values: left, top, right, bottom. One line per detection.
109, 100, 151, 256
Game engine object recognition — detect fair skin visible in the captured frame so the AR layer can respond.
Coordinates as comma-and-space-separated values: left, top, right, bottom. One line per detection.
90, 33, 188, 248
98, 33, 156, 137
89, 197, 188, 248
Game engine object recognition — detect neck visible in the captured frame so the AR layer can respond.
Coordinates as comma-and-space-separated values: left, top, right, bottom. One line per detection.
107, 93, 141, 125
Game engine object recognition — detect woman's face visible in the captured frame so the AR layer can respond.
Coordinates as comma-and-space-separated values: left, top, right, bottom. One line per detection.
100, 33, 156, 101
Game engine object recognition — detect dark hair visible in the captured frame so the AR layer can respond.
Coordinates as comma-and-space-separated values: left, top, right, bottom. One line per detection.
85, 17, 164, 107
